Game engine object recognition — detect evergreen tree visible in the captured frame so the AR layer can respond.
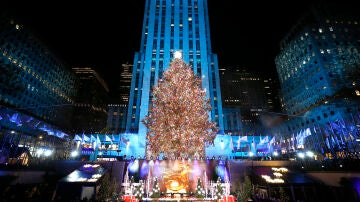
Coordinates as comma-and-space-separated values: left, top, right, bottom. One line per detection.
142, 57, 219, 158
279, 187, 290, 202
195, 177, 206, 198
214, 177, 224, 199
150, 177, 161, 198
236, 175, 253, 202
97, 173, 113, 201
133, 180, 145, 200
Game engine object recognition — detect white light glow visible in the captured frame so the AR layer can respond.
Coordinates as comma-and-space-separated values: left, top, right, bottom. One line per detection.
174, 51, 182, 59
71, 151, 78, 157
44, 150, 52, 156
306, 151, 314, 157
297, 152, 305, 158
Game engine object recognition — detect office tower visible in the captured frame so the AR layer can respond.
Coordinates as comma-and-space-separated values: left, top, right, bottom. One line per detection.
274, 3, 360, 156
106, 63, 133, 134
0, 14, 77, 161
126, 0, 224, 155
119, 63, 133, 104
220, 68, 267, 135
0, 15, 77, 129
263, 78, 281, 113
72, 67, 109, 133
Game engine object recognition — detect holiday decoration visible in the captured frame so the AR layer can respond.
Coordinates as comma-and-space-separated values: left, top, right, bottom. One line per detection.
142, 57, 219, 158
150, 177, 161, 198
132, 180, 145, 200
214, 177, 224, 200
195, 177, 206, 198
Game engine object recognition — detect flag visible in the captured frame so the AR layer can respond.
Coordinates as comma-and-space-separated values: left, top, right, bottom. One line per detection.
121, 135, 130, 145
73, 134, 82, 141
325, 137, 331, 149
230, 138, 234, 151
268, 136, 275, 150
90, 135, 97, 142
96, 135, 101, 148
237, 136, 247, 149
251, 136, 256, 153
259, 136, 269, 145
82, 134, 90, 143
105, 135, 112, 142
269, 136, 275, 144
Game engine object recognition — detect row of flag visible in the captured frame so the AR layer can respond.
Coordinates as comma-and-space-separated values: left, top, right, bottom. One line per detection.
229, 135, 276, 151
73, 134, 130, 145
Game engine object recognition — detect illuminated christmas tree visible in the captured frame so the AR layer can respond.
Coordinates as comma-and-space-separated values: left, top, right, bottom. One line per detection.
142, 54, 219, 158
133, 180, 145, 200
150, 177, 161, 198
195, 177, 206, 198
214, 177, 224, 199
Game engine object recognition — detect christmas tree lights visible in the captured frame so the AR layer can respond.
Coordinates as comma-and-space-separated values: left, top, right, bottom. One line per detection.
142, 58, 219, 158
195, 177, 206, 198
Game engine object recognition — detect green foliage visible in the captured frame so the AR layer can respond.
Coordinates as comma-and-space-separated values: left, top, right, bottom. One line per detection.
236, 175, 253, 202
97, 173, 116, 201
132, 180, 145, 200
195, 177, 205, 198
279, 187, 290, 202
214, 177, 224, 199
150, 177, 161, 198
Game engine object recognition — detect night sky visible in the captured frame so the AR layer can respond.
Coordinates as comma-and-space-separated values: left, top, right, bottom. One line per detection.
1, 0, 355, 93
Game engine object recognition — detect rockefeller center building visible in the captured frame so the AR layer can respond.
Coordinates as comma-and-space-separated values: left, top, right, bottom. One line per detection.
273, 3, 360, 158
125, 0, 224, 156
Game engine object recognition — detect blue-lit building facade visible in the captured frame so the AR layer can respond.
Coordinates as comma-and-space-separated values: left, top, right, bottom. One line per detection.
124, 0, 225, 157
0, 15, 77, 163
273, 4, 360, 159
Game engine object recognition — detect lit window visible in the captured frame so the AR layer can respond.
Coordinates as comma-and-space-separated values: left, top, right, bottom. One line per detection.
319, 28, 323, 33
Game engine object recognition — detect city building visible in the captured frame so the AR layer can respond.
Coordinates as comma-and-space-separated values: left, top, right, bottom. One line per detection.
106, 104, 128, 134
273, 3, 360, 158
125, 0, 224, 157
105, 64, 133, 134
220, 68, 279, 136
119, 63, 133, 104
71, 67, 109, 134
0, 15, 78, 129
0, 14, 77, 162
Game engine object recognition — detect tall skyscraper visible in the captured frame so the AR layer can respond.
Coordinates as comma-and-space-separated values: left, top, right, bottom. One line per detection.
71, 67, 109, 133
106, 63, 133, 134
126, 0, 224, 154
220, 68, 268, 135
